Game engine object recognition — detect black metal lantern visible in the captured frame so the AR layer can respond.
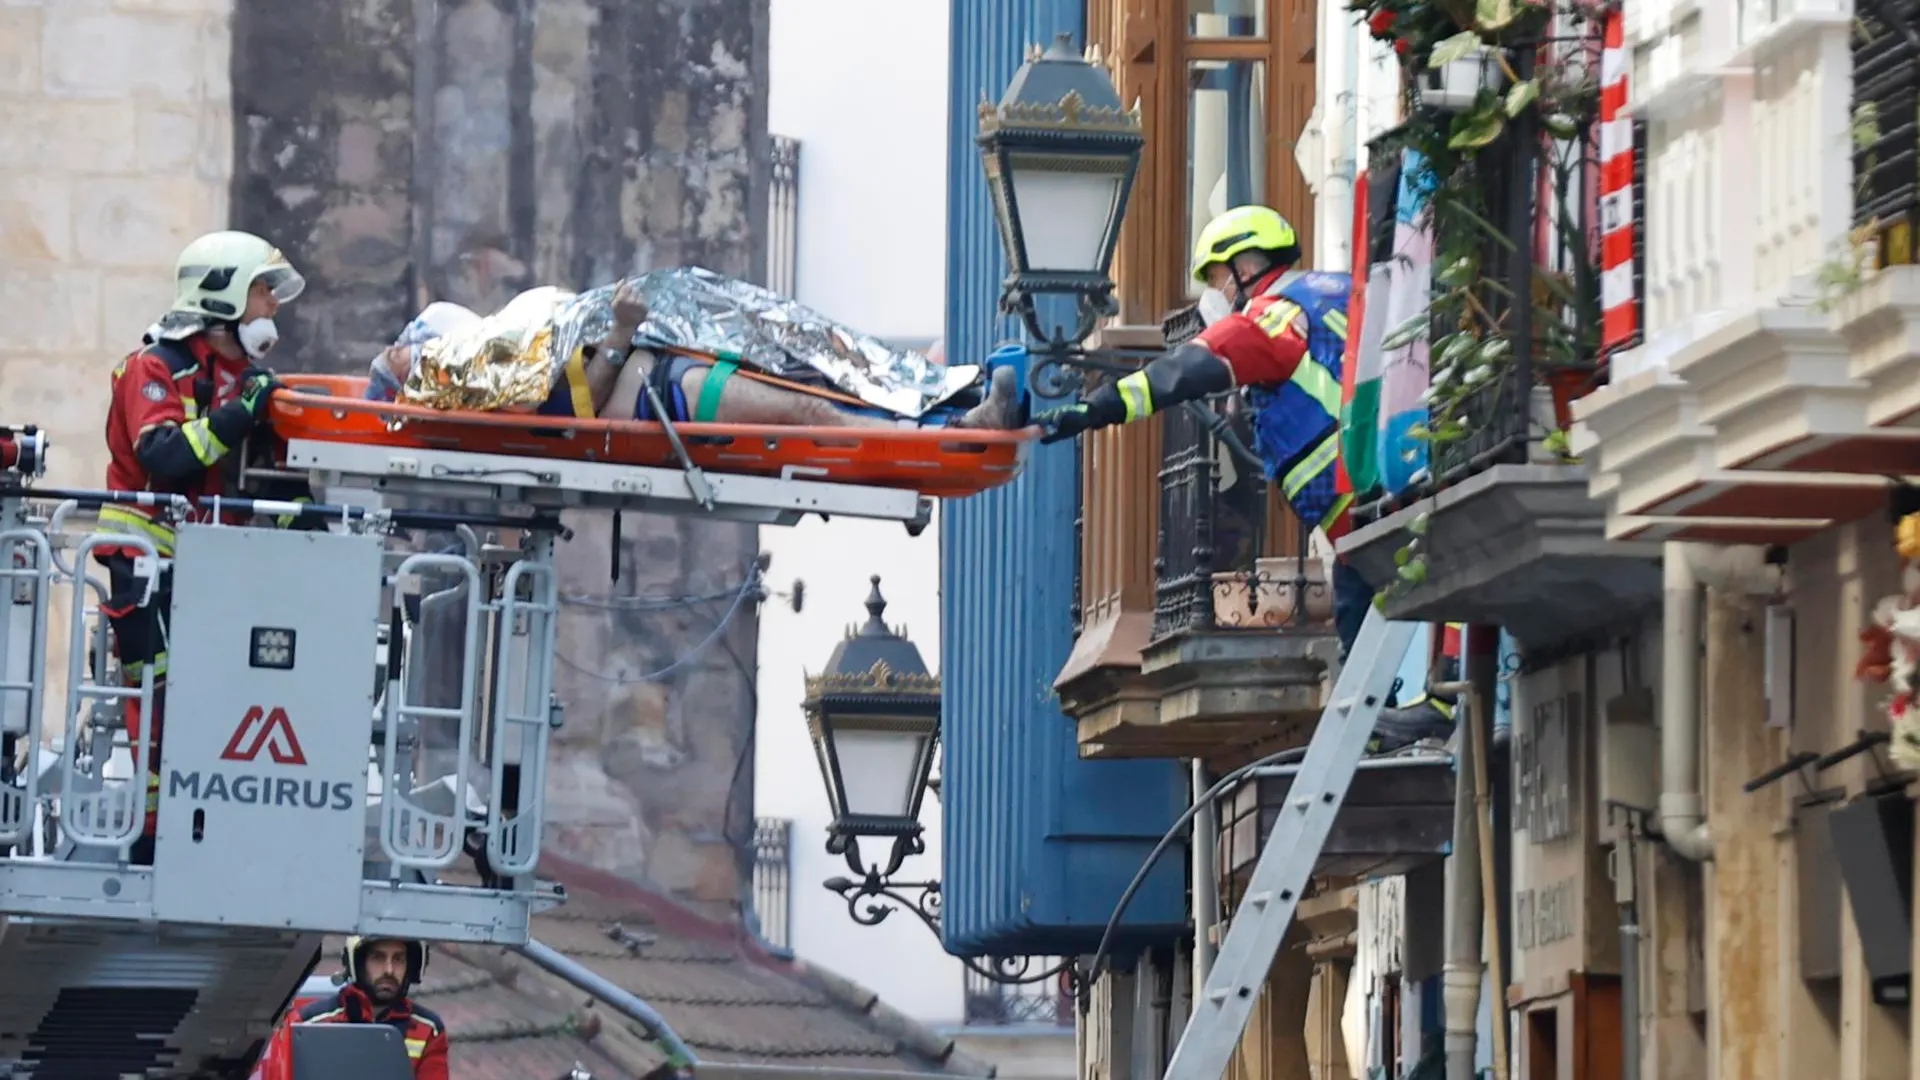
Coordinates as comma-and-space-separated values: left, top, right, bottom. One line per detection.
807, 578, 1074, 990
977, 32, 1145, 348
805, 576, 941, 865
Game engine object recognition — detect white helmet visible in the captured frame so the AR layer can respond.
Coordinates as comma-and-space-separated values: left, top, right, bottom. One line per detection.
170, 231, 306, 323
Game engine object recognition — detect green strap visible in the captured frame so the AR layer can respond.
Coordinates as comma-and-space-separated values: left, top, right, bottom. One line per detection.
693, 359, 739, 423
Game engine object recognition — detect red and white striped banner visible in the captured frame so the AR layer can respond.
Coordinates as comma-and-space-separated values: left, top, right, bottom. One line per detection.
1598, 9, 1638, 351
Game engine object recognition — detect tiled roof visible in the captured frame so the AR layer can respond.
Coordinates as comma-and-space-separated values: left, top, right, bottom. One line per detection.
319, 857, 994, 1080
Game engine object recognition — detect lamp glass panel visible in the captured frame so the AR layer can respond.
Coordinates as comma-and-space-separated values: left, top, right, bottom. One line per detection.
1006, 162, 1125, 274
833, 729, 930, 819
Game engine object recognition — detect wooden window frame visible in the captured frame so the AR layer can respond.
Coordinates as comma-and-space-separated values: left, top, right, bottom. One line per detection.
1098, 0, 1320, 325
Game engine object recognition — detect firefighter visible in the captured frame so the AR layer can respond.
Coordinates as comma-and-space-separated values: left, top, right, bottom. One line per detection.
282, 936, 450, 1080
1034, 205, 1454, 742
98, 230, 306, 863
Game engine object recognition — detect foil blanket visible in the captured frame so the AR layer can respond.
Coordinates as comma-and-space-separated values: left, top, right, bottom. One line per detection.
399, 267, 978, 419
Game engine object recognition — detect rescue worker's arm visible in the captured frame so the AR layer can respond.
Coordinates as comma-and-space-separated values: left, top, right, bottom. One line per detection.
412, 1026, 450, 1080
119, 357, 277, 486
1035, 303, 1309, 444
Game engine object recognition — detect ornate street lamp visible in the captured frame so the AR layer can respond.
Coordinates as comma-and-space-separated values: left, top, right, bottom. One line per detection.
977, 32, 1146, 395
806, 575, 941, 875
807, 577, 1073, 988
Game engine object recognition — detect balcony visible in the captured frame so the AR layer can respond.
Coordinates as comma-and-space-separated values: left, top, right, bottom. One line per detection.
1068, 317, 1343, 760
1337, 56, 1664, 649
1576, 0, 1920, 546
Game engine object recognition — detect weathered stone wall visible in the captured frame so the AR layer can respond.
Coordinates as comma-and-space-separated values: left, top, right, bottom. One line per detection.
229, 0, 771, 909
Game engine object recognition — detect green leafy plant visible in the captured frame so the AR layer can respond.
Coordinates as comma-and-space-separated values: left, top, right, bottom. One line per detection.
1348, 1, 1604, 450
1346, 0, 1609, 608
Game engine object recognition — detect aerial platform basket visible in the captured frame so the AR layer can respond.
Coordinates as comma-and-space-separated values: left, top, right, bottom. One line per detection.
270, 374, 1037, 501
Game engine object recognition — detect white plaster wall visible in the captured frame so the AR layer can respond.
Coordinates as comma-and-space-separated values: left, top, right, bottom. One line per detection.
761, 0, 965, 1027
767, 0, 950, 340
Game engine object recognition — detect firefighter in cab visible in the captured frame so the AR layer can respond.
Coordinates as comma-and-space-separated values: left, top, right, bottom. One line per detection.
259, 936, 450, 1080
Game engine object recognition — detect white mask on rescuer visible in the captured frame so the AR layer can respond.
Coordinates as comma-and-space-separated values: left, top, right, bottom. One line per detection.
237, 317, 280, 359
1198, 287, 1233, 327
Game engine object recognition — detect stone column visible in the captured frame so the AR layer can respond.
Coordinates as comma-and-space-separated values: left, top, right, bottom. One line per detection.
1701, 588, 1783, 1080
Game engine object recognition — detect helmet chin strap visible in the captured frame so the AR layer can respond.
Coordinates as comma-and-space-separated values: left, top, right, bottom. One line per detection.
1228, 258, 1271, 314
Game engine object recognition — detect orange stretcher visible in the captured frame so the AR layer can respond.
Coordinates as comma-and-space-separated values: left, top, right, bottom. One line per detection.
269, 375, 1037, 500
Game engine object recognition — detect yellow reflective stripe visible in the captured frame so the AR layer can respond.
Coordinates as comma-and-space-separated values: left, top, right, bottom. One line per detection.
98, 505, 176, 556
1323, 491, 1353, 527
275, 496, 312, 529
1288, 359, 1342, 419
1254, 299, 1304, 336
1323, 310, 1349, 340
1116, 371, 1153, 422
302, 1009, 347, 1024
145, 772, 160, 812
179, 418, 227, 466
122, 652, 169, 681
405, 1039, 426, 1058
1281, 434, 1340, 500
563, 348, 594, 418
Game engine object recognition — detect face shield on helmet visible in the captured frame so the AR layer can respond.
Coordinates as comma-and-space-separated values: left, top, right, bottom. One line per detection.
254, 260, 306, 305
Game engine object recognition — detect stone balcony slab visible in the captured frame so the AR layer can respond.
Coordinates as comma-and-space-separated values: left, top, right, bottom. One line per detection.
1340, 464, 1662, 650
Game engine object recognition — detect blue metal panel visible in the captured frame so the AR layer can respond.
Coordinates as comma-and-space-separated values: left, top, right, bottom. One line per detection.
940, 0, 1188, 957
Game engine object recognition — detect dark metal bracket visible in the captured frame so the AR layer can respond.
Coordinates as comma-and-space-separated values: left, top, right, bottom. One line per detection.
1743, 750, 1824, 797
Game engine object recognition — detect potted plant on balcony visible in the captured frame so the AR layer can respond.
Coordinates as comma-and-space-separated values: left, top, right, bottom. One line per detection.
1345, 0, 1612, 604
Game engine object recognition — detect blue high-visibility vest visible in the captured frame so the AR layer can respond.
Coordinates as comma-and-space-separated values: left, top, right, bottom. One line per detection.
1243, 270, 1352, 530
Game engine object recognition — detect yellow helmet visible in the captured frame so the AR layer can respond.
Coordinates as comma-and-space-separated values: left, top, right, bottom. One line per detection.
1190, 206, 1298, 283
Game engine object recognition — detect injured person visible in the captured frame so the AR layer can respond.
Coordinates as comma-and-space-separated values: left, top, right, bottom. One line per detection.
362, 268, 1026, 432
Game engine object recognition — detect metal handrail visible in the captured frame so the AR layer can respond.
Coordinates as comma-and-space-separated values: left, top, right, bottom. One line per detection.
485, 556, 558, 876
0, 527, 52, 847
380, 553, 485, 871
60, 532, 159, 853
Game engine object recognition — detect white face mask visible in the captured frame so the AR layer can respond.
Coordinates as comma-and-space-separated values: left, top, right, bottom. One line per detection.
1198, 287, 1234, 327
237, 317, 280, 359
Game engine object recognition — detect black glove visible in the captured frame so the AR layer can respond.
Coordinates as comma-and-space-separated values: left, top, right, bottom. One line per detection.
238, 366, 283, 423
1034, 403, 1094, 445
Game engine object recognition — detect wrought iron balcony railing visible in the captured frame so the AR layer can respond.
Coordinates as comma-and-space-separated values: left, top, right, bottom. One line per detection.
1150, 308, 1329, 642
1351, 30, 1607, 525
1853, 3, 1920, 266
963, 964, 1074, 1027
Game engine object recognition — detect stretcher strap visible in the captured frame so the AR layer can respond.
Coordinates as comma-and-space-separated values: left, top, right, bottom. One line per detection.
655, 344, 872, 410
693, 360, 738, 423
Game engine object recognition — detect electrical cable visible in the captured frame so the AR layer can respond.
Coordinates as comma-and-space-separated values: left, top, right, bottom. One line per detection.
554, 563, 763, 685
1079, 745, 1309, 995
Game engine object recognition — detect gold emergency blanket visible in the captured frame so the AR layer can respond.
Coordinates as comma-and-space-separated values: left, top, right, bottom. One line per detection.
400, 287, 577, 412
394, 268, 979, 418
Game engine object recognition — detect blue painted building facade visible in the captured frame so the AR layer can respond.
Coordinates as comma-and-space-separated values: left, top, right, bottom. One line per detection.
938, 0, 1188, 957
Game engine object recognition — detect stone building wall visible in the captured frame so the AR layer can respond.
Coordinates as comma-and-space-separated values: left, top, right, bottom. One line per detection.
0, 0, 235, 489
2, 0, 771, 913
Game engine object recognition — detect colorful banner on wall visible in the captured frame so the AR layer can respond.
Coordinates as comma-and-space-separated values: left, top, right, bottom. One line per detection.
1598, 9, 1639, 352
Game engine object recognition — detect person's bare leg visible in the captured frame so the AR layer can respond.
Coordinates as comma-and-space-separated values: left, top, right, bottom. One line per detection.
600, 351, 653, 420
679, 366, 900, 429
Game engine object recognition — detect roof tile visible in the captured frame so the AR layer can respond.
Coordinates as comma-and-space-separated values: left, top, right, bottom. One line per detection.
318, 862, 986, 1079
